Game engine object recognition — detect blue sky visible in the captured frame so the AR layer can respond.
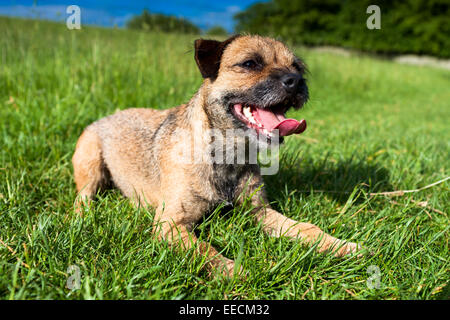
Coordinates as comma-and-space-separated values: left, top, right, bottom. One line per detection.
0, 0, 263, 31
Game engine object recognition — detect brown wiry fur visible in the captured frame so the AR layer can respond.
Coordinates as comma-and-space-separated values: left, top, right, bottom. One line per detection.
72, 35, 361, 277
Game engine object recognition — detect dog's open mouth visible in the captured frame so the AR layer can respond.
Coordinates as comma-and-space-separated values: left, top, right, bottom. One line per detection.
231, 104, 306, 137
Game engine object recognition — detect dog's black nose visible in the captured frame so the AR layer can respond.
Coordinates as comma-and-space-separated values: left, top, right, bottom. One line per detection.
281, 73, 302, 93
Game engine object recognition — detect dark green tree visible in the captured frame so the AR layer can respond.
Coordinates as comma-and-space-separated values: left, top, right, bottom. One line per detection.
127, 9, 200, 34
205, 25, 229, 36
234, 0, 450, 58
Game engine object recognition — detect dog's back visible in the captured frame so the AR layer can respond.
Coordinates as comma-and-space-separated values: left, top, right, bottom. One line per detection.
73, 107, 178, 205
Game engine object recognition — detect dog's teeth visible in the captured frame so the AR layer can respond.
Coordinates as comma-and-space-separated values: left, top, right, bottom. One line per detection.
243, 106, 252, 118
243, 106, 257, 124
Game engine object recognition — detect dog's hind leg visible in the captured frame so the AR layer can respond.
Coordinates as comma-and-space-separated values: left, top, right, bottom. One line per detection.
72, 129, 109, 214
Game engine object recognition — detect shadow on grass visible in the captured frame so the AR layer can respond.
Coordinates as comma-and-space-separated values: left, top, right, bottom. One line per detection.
435, 282, 450, 300
264, 154, 393, 204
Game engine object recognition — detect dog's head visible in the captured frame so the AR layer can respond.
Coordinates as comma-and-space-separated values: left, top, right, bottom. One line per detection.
195, 35, 308, 143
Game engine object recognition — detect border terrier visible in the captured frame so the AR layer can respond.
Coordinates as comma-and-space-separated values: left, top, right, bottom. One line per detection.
72, 35, 360, 277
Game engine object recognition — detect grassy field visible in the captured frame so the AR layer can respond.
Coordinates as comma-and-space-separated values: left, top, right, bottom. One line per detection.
0, 16, 449, 300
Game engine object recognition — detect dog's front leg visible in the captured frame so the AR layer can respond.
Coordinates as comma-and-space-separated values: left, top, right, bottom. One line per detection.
255, 206, 359, 257
153, 205, 236, 277
236, 175, 359, 257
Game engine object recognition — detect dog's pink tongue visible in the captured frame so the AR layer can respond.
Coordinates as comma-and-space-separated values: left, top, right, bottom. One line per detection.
256, 108, 307, 137
274, 119, 307, 136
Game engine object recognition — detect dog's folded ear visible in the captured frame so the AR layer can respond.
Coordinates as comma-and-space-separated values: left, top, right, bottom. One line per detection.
194, 35, 240, 81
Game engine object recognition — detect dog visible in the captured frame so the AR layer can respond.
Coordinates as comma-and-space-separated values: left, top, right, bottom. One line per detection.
72, 35, 360, 277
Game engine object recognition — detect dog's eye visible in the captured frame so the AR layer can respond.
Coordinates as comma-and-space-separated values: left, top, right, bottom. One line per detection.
292, 62, 302, 72
241, 60, 258, 69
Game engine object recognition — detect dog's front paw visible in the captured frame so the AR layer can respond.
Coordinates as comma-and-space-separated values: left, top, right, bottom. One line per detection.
74, 196, 91, 216
222, 258, 237, 277
334, 241, 364, 258
210, 257, 242, 278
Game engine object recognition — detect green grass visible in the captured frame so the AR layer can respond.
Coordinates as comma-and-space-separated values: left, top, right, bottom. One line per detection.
0, 16, 449, 300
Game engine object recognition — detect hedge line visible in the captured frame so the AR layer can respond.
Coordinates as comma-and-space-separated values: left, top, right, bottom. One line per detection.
234, 0, 450, 58
127, 9, 200, 34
